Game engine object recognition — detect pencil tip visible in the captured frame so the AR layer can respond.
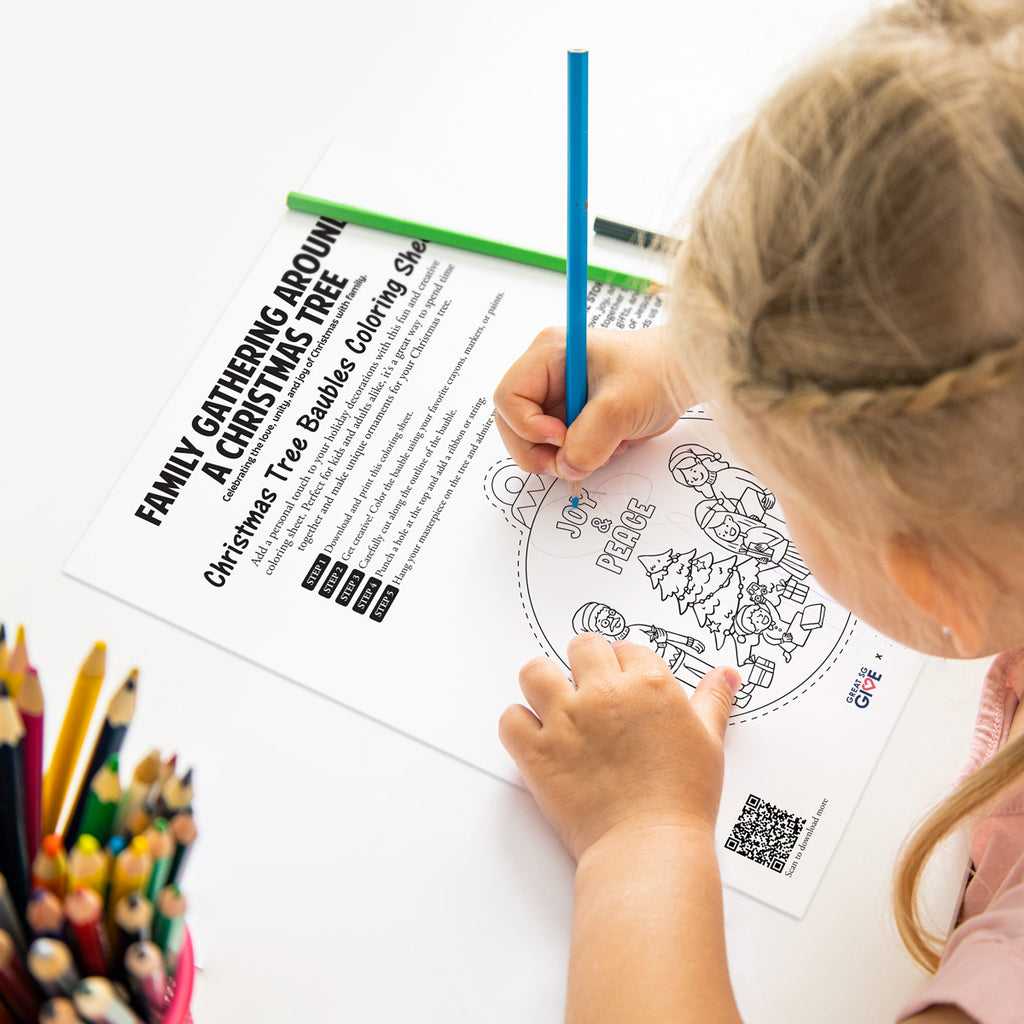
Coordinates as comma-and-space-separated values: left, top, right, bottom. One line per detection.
571, 496, 579, 508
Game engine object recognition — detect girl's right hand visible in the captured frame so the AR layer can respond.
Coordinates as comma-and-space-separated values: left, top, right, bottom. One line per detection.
492, 325, 686, 483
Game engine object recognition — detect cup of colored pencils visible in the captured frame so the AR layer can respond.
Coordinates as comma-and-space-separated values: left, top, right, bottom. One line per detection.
0, 624, 199, 1024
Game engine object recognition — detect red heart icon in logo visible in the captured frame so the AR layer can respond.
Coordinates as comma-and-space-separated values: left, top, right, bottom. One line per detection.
861, 678, 877, 691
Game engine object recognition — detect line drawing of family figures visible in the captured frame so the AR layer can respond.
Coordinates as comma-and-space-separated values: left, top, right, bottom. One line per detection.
696, 502, 810, 580
732, 582, 826, 667
671, 444, 806, 581
571, 600, 713, 686
668, 443, 810, 580
729, 588, 827, 707
669, 443, 776, 512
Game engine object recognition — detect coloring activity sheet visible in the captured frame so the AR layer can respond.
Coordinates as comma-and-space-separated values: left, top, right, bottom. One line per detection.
488, 428, 925, 913
66, 142, 926, 915
492, 429, 848, 724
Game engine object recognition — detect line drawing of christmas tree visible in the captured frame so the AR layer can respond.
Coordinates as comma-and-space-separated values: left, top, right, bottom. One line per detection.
639, 548, 760, 652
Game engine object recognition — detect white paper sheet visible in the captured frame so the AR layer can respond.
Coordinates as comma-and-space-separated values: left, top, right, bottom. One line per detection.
66, 146, 924, 915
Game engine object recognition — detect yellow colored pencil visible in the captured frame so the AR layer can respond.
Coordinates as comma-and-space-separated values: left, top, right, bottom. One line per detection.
66, 834, 110, 902
107, 835, 152, 931
42, 642, 106, 836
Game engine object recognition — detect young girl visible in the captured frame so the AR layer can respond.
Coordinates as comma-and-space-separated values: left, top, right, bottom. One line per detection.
492, 2, 1024, 1021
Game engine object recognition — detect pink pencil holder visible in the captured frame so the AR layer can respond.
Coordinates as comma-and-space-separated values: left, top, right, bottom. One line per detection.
162, 926, 195, 1023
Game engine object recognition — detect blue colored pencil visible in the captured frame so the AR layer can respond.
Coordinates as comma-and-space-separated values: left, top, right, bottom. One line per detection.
566, 49, 588, 508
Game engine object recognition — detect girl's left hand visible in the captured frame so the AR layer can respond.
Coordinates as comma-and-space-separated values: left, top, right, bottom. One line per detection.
499, 633, 742, 862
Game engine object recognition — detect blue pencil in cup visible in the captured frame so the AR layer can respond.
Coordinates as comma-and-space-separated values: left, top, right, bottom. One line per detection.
566, 48, 588, 509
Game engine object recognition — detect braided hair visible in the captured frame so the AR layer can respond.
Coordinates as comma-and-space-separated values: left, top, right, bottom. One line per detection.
673, 0, 1024, 518
671, 0, 1024, 971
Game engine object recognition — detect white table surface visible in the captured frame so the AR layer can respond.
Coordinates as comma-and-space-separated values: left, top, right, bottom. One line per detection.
1, 1, 989, 1020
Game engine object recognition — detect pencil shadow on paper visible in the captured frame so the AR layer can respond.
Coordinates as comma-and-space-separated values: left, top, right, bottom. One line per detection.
484, 415, 846, 721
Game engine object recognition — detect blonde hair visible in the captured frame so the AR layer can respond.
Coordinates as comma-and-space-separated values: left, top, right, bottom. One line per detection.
671, 0, 1024, 971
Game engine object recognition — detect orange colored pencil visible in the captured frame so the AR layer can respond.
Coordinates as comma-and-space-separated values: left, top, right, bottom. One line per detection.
31, 834, 68, 900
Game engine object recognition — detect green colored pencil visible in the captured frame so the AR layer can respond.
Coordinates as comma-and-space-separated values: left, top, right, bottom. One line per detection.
78, 753, 121, 848
144, 818, 173, 904
286, 192, 664, 294
153, 883, 186, 972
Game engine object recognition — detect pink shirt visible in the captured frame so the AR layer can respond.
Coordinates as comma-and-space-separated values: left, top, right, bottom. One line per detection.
896, 650, 1024, 1024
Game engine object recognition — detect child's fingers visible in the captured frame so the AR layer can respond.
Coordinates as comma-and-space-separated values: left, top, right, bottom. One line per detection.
493, 411, 561, 476
491, 391, 568, 448
492, 337, 569, 447
610, 640, 677, 682
566, 632, 621, 687
498, 702, 542, 758
688, 666, 742, 741
554, 393, 633, 481
518, 656, 574, 721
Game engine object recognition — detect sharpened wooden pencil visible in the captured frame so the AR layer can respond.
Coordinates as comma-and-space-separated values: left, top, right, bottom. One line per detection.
64, 670, 136, 848
26, 888, 65, 941
65, 886, 111, 977
77, 755, 122, 849
0, 927, 41, 1021
39, 997, 82, 1023
28, 937, 80, 1000
0, 871, 28, 955
17, 666, 43, 866
72, 975, 141, 1024
593, 216, 682, 252
566, 48, 588, 510
0, 682, 30, 918
1, 626, 29, 698
112, 751, 160, 838
43, 642, 106, 837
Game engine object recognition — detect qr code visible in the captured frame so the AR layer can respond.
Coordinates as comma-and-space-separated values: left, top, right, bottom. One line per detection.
724, 794, 807, 873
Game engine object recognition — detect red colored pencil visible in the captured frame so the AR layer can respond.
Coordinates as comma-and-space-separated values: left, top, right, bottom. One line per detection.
64, 886, 111, 977
17, 666, 44, 867
0, 926, 43, 1022
124, 941, 167, 1023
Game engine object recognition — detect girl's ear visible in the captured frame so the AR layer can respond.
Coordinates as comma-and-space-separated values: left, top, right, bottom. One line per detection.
882, 536, 994, 657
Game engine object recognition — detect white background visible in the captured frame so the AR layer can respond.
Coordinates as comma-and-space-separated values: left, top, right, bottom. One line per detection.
1, 1, 989, 1020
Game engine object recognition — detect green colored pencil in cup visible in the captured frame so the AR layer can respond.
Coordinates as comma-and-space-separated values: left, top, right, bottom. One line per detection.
285, 191, 664, 294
